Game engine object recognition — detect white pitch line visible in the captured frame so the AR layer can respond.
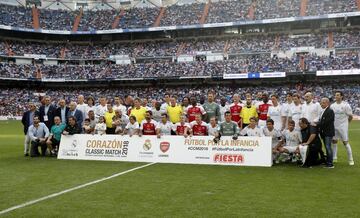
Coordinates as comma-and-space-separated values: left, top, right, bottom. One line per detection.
0, 162, 156, 216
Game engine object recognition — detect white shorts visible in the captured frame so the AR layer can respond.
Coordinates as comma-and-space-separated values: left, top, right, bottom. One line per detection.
333, 127, 349, 142
283, 146, 298, 153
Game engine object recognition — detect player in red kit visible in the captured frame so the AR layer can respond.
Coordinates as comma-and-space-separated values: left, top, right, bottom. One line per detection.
186, 114, 209, 136
185, 96, 206, 123
172, 115, 190, 136
229, 94, 243, 127
257, 93, 272, 128
139, 111, 158, 136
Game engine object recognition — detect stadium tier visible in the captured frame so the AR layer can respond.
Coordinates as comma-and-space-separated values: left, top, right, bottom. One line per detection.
0, 0, 359, 31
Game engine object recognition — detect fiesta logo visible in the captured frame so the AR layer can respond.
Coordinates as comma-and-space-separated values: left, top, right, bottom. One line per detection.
213, 154, 244, 163
160, 142, 170, 153
143, 139, 152, 151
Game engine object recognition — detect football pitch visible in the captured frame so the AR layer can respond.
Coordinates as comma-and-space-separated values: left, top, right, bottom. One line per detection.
0, 121, 359, 217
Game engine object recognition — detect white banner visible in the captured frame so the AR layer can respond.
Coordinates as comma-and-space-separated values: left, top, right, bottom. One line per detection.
316, 69, 360, 76
58, 135, 272, 167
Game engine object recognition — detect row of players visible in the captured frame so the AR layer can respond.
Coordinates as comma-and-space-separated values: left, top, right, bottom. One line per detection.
22, 90, 354, 166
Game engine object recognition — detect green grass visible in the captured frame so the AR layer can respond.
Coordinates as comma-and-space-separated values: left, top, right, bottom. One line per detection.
0, 120, 359, 217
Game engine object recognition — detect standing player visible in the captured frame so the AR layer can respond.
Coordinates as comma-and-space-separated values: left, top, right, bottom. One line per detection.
257, 93, 272, 128
281, 93, 294, 130
219, 97, 230, 123
301, 91, 322, 125
288, 93, 302, 130
229, 94, 243, 127
139, 111, 158, 136
267, 95, 283, 131
330, 91, 354, 165
186, 114, 209, 136
203, 91, 221, 123
185, 96, 207, 123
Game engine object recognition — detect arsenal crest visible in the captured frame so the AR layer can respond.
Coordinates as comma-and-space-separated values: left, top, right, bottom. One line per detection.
160, 142, 170, 153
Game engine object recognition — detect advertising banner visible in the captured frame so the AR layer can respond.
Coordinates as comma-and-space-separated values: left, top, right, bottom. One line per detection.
58, 135, 272, 167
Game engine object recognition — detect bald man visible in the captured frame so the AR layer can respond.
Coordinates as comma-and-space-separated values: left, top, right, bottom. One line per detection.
318, 97, 335, 168
67, 101, 83, 129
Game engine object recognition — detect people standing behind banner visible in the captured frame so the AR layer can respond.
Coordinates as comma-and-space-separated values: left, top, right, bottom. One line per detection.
21, 102, 39, 156
219, 97, 230, 123
151, 101, 163, 122
166, 96, 183, 124
185, 96, 207, 123
67, 101, 83, 129
27, 115, 50, 157
82, 118, 94, 134
113, 109, 129, 134
39, 96, 57, 130
181, 96, 190, 112
46, 116, 66, 156
267, 94, 283, 131
288, 93, 302, 130
160, 93, 171, 112
301, 91, 322, 125
77, 95, 88, 123
240, 117, 264, 137
187, 114, 209, 136
172, 115, 190, 136
113, 96, 127, 116
203, 91, 221, 123
130, 98, 147, 124
104, 104, 116, 134
142, 98, 152, 111
330, 91, 354, 165
55, 99, 69, 125
95, 96, 108, 118
299, 118, 322, 168
86, 96, 96, 116
63, 116, 81, 135
157, 113, 173, 137
123, 115, 140, 136
229, 94, 243, 127
240, 95, 258, 129
318, 98, 335, 168
94, 116, 106, 135
281, 93, 294, 130
139, 111, 158, 136
208, 117, 219, 136
257, 93, 272, 128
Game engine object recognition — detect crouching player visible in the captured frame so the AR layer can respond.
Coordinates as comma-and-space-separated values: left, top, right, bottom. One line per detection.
274, 120, 302, 163
214, 111, 239, 143
262, 119, 282, 163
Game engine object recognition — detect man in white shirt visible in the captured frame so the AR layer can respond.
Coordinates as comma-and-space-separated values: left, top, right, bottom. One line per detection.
288, 93, 302, 130
160, 93, 171, 111
301, 91, 322, 125
330, 91, 354, 165
76, 95, 88, 123
240, 117, 264, 137
281, 93, 294, 130
95, 96, 108, 118
208, 117, 219, 136
267, 94, 283, 131
156, 113, 173, 138
113, 96, 127, 116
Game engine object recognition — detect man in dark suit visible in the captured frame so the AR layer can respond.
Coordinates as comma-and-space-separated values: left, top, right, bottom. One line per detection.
21, 102, 40, 156
67, 101, 83, 129
319, 97, 335, 168
55, 99, 69, 124
39, 96, 57, 130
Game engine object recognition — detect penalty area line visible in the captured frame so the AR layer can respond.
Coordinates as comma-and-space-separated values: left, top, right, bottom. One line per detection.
0, 162, 157, 216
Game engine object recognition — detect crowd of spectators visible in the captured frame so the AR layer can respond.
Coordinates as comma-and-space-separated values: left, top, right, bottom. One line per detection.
1, 30, 359, 58
1, 82, 359, 117
0, 1, 359, 30
306, 52, 360, 71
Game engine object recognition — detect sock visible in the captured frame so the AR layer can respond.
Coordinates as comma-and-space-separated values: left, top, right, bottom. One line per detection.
332, 144, 338, 160
345, 143, 353, 162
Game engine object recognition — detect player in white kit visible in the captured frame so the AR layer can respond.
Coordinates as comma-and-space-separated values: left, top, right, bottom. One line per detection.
240, 117, 264, 137
330, 91, 354, 165
288, 93, 302, 130
301, 91, 322, 125
267, 94, 283, 131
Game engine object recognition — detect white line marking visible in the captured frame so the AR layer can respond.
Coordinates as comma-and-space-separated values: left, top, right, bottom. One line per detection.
0, 162, 156, 215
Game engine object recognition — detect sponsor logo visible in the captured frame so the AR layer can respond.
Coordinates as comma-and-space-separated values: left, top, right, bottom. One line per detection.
143, 139, 152, 151
72, 139, 78, 148
160, 141, 170, 153
213, 154, 244, 163
61, 149, 78, 157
